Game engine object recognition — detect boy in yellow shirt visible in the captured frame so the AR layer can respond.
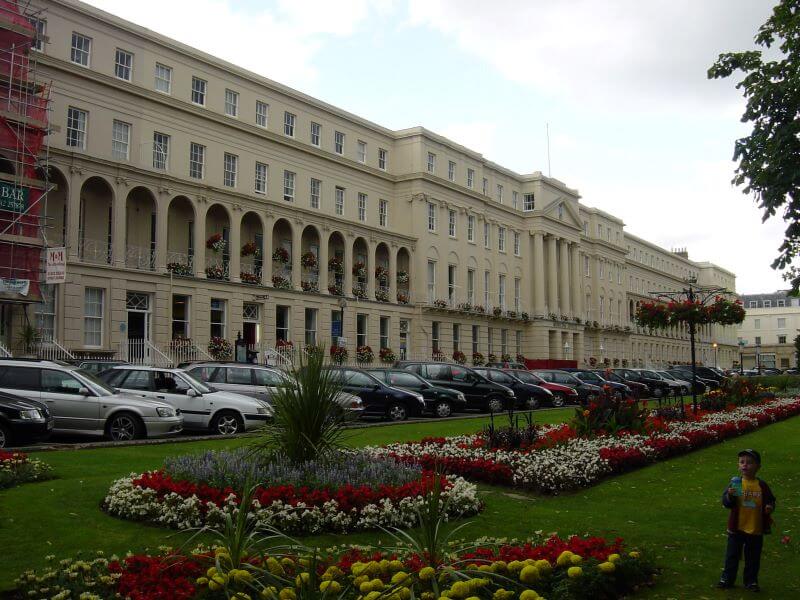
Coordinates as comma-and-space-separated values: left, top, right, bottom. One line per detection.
718, 449, 776, 592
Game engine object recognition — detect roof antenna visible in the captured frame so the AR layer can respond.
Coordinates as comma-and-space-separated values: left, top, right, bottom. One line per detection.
546, 122, 552, 178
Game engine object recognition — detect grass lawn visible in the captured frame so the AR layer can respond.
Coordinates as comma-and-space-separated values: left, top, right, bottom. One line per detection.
2, 407, 800, 600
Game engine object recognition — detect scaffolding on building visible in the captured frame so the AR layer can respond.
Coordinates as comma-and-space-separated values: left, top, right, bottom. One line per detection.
0, 0, 52, 355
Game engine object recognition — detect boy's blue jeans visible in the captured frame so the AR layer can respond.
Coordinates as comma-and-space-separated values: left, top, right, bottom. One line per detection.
721, 531, 763, 585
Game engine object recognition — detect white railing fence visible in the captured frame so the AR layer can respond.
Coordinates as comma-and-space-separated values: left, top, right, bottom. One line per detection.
78, 237, 113, 265
119, 338, 172, 367
0, 340, 11, 357
162, 341, 212, 365
38, 337, 76, 361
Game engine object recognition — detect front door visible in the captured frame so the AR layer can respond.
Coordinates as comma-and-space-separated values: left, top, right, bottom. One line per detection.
126, 292, 151, 363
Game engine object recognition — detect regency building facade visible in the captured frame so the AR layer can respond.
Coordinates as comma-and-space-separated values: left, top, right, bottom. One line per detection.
22, 0, 739, 368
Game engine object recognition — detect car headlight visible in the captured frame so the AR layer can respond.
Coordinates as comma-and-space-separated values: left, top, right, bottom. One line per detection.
156, 407, 175, 417
18, 409, 42, 420
506, 390, 515, 397
257, 405, 273, 415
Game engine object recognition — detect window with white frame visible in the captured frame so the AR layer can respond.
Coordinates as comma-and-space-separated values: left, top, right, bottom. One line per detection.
778, 317, 786, 328
210, 299, 226, 339
223, 153, 238, 187
764, 300, 772, 307
30, 18, 45, 52
515, 330, 522, 357
114, 48, 133, 81
378, 148, 387, 170
283, 171, 295, 201
523, 193, 534, 211
379, 199, 388, 227
484, 270, 490, 307
467, 269, 475, 304
755, 335, 761, 345
472, 324, 479, 355
514, 278, 521, 311
448, 160, 456, 181
467, 215, 475, 242
483, 222, 490, 248
427, 152, 436, 173
191, 76, 206, 105
448, 209, 456, 237
154, 63, 172, 93
70, 32, 91, 66
276, 306, 290, 341
583, 221, 589, 235
310, 178, 321, 209
153, 131, 169, 169
777, 299, 786, 307
498, 227, 506, 252
111, 120, 130, 160
513, 231, 520, 256
599, 296, 605, 321
617, 266, 622, 284
284, 112, 296, 137
256, 101, 268, 127
310, 122, 321, 146
357, 193, 367, 222
501, 329, 508, 357
498, 275, 506, 309
36, 286, 55, 341
334, 131, 344, 154
66, 107, 87, 149
597, 223, 602, 237
427, 260, 436, 303
254, 162, 268, 194
496, 184, 503, 203
305, 308, 318, 346
608, 263, 613, 282
356, 314, 368, 348
512, 191, 518, 210
749, 300, 757, 308
467, 168, 474, 189
189, 142, 205, 179
427, 202, 436, 232
83, 287, 103, 346
224, 89, 239, 117
482, 177, 488, 195
779, 335, 787, 344
558, 204, 564, 219
171, 294, 190, 339
598, 261, 604, 279
357, 140, 367, 163
335, 186, 344, 215
431, 321, 440, 352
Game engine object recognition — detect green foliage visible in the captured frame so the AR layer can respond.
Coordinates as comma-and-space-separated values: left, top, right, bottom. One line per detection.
745, 374, 800, 391
571, 395, 649, 437
251, 344, 349, 463
708, 1, 800, 290
795, 334, 800, 370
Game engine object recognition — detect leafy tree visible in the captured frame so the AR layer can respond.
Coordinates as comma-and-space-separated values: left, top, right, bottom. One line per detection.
794, 332, 800, 367
708, 1, 800, 290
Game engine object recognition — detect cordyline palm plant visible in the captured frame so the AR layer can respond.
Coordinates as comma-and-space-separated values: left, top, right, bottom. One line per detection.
252, 343, 349, 463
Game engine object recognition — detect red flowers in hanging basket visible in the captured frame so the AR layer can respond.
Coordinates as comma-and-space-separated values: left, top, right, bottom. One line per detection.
635, 295, 745, 329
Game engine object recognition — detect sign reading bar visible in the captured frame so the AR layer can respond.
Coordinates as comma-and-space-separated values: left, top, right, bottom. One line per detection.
45, 247, 66, 284
0, 181, 29, 212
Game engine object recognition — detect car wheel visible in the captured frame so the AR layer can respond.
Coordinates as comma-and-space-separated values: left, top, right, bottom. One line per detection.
386, 403, 408, 421
524, 397, 540, 410
0, 423, 10, 448
652, 388, 664, 399
106, 412, 142, 441
434, 401, 452, 418
210, 411, 243, 435
486, 396, 505, 413
551, 393, 567, 408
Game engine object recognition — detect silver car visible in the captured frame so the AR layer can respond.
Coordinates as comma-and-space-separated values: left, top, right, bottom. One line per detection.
0, 360, 182, 441
100, 365, 274, 435
184, 362, 365, 416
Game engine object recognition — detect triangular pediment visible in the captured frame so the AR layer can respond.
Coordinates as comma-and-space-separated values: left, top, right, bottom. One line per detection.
542, 195, 582, 229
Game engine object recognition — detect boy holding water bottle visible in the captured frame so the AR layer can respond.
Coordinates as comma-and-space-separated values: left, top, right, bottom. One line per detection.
718, 449, 776, 592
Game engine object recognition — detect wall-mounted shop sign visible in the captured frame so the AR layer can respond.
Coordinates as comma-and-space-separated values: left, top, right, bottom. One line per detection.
0, 182, 29, 212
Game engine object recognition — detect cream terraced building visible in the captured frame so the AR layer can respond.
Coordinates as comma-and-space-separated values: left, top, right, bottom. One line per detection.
25, 0, 739, 368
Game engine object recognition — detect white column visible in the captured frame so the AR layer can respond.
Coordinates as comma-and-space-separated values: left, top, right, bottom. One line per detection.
318, 231, 329, 294
261, 215, 273, 285
193, 205, 206, 278
547, 235, 558, 315
389, 245, 398, 303
367, 240, 377, 299
228, 210, 241, 283
533, 232, 545, 316
291, 222, 302, 290
112, 186, 126, 268
571, 243, 582, 318
344, 236, 354, 296
559, 238, 571, 316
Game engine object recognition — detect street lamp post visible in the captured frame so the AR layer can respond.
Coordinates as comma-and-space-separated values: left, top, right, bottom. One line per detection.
564, 341, 571, 360
738, 339, 746, 375
712, 342, 718, 369
337, 298, 347, 349
599, 343, 604, 366
755, 342, 762, 375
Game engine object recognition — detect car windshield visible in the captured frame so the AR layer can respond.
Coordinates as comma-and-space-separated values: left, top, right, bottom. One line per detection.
641, 370, 661, 379
389, 371, 429, 388
74, 369, 117, 396
578, 371, 603, 383
179, 371, 215, 394
659, 371, 677, 381
512, 371, 542, 384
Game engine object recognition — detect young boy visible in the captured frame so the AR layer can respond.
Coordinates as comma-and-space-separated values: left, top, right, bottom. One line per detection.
718, 449, 776, 592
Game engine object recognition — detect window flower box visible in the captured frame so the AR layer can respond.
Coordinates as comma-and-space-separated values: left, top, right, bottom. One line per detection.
166, 262, 192, 277
240, 271, 260, 284
301, 280, 319, 292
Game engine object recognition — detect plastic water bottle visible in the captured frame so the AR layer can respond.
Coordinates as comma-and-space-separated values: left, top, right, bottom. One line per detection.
730, 476, 743, 497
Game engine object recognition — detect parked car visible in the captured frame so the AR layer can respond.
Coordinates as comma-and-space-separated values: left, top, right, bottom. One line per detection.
74, 359, 129, 374
613, 368, 672, 399
592, 370, 649, 399
324, 367, 427, 421
668, 364, 728, 384
365, 368, 468, 417
532, 370, 602, 405
668, 367, 720, 390
99, 365, 272, 434
504, 369, 578, 407
472, 367, 553, 410
0, 359, 182, 441
633, 369, 684, 396
485, 361, 527, 370
561, 368, 632, 399
0, 391, 54, 447
394, 361, 515, 413
658, 370, 706, 395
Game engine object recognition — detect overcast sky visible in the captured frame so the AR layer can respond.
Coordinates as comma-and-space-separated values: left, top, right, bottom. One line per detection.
87, 0, 783, 294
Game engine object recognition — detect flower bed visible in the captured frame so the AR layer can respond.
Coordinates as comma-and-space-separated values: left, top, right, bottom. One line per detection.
0, 450, 53, 489
14, 534, 655, 600
369, 398, 800, 494
103, 450, 481, 534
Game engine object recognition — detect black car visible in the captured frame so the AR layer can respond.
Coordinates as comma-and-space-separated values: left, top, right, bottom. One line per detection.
614, 369, 673, 398
394, 361, 515, 413
532, 370, 602, 406
325, 367, 427, 421
668, 367, 720, 390
365, 368, 468, 418
658, 370, 707, 395
0, 391, 54, 447
562, 368, 632, 399
595, 370, 650, 399
472, 367, 553, 410
485, 361, 527, 370
668, 365, 728, 385
504, 369, 579, 407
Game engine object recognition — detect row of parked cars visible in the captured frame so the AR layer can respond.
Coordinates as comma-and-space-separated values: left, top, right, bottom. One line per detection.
0, 357, 731, 448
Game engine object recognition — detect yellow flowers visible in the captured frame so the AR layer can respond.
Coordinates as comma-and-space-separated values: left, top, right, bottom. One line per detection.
629, 551, 640, 559
279, 587, 296, 600
567, 566, 583, 578
319, 580, 342, 594
519, 590, 542, 600
598, 561, 616, 573
518, 565, 540, 584
607, 553, 621, 563
555, 551, 573, 567
418, 566, 436, 581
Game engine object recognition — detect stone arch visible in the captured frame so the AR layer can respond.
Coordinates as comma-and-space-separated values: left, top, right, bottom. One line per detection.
205, 203, 232, 279
44, 166, 69, 247
240, 211, 265, 282
79, 176, 115, 264
125, 186, 157, 270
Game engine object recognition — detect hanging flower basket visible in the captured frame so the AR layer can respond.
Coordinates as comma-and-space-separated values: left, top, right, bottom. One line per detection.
487, 353, 498, 363
352, 262, 366, 278
205, 265, 226, 280
493, 307, 503, 317
276, 339, 294, 350
505, 310, 517, 319
375, 288, 390, 302
356, 345, 374, 363
208, 336, 232, 360
240, 242, 259, 257
379, 347, 396, 363
457, 302, 472, 312
433, 299, 448, 309
396, 270, 409, 284
452, 349, 466, 364
205, 233, 226, 253
271, 275, 292, 289
272, 247, 290, 263
328, 257, 344, 275
516, 353, 526, 364
301, 252, 318, 269
374, 265, 389, 282
473, 305, 486, 314
166, 262, 192, 277
432, 349, 446, 361
301, 280, 319, 292
328, 283, 344, 296
353, 285, 368, 299
330, 344, 348, 364
521, 312, 530, 322
589, 356, 597, 366
396, 292, 409, 304
500, 353, 512, 363
240, 271, 259, 284
472, 352, 485, 366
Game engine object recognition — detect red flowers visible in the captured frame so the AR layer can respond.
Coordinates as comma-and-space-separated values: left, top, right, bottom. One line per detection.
0, 449, 27, 462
